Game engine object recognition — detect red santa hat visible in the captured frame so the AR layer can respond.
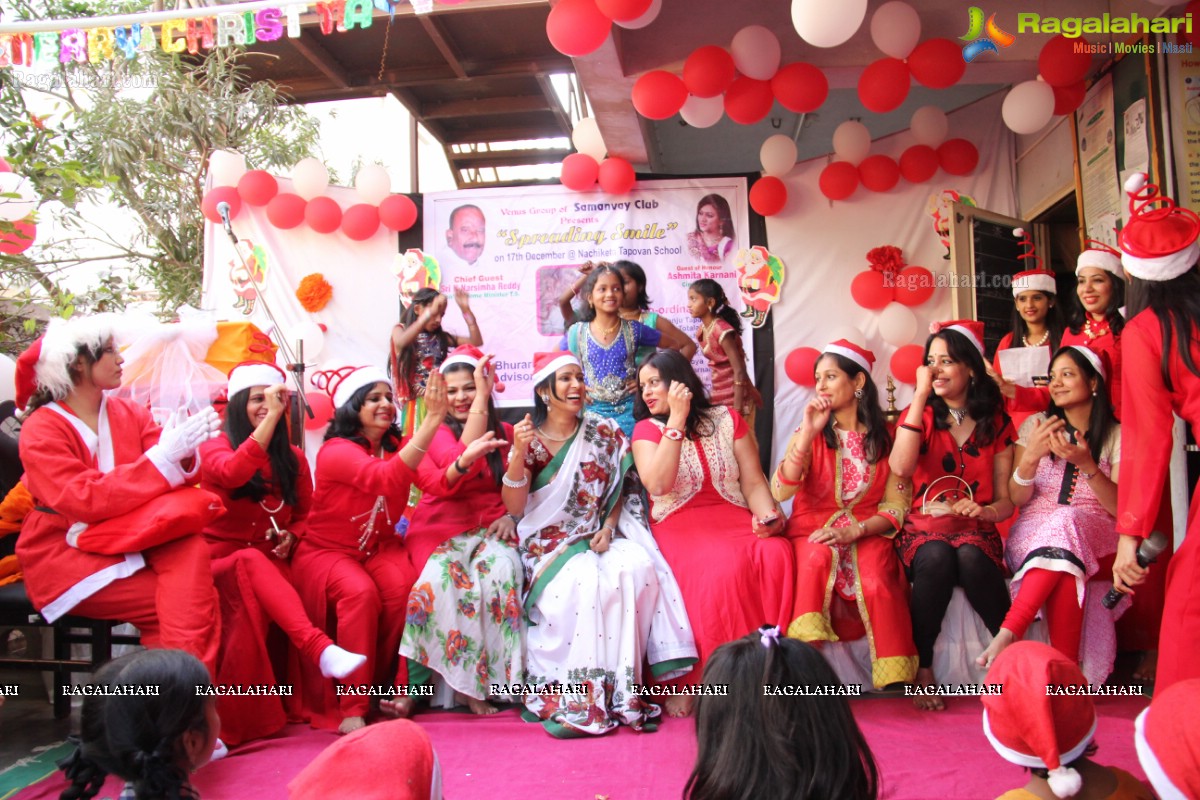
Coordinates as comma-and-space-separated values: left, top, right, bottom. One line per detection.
1134, 678, 1200, 800
1118, 172, 1200, 282
1075, 240, 1124, 280
981, 641, 1097, 798
288, 719, 436, 800
227, 361, 287, 399
929, 319, 985, 356
440, 344, 484, 373
530, 351, 581, 386
15, 314, 120, 411
1011, 228, 1057, 296
824, 339, 875, 374
1065, 345, 1106, 381
14, 336, 42, 412
311, 365, 392, 410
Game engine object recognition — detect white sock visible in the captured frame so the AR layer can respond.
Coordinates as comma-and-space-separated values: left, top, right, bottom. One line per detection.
210, 739, 229, 762
319, 645, 367, 679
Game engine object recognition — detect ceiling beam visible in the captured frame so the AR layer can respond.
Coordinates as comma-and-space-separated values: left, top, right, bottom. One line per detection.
535, 73, 573, 138
450, 148, 571, 167
417, 14, 469, 80
289, 30, 353, 90
441, 125, 569, 145
422, 95, 552, 119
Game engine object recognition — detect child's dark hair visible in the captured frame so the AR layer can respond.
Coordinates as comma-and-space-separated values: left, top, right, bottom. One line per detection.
1008, 291, 1064, 352
1045, 346, 1116, 464
58, 653, 134, 800
925, 330, 1007, 447
223, 387, 301, 506
1125, 269, 1200, 387
815, 352, 892, 464
632, 350, 715, 438
689, 279, 742, 334
440, 362, 506, 486
70, 650, 215, 800
686, 629, 879, 800
573, 264, 624, 324
392, 288, 454, 393
1067, 272, 1125, 337
325, 382, 402, 453
613, 260, 652, 311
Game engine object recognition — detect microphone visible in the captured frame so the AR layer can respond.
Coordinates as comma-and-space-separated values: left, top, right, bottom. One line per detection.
216, 201, 237, 243
1102, 530, 1169, 609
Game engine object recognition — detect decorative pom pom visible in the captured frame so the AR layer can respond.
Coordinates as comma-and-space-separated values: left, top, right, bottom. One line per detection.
1013, 227, 1025, 237
866, 244, 906, 276
1124, 172, 1147, 195
928, 321, 943, 334
296, 273, 334, 312
1046, 766, 1083, 798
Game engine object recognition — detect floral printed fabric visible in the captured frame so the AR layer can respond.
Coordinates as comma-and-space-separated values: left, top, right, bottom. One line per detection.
831, 429, 870, 601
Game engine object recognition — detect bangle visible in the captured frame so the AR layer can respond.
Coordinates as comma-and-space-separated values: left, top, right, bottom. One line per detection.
504, 512, 522, 524
502, 472, 528, 489
468, 409, 488, 415
858, 521, 868, 537
1012, 467, 1036, 486
1078, 468, 1098, 481
898, 423, 922, 434
409, 442, 428, 453
453, 456, 469, 473
733, 380, 747, 386
663, 426, 685, 441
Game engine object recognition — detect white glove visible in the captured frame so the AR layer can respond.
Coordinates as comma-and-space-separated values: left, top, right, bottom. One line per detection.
155, 407, 221, 464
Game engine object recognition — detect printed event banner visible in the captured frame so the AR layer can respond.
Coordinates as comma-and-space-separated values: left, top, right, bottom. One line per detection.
423, 177, 751, 405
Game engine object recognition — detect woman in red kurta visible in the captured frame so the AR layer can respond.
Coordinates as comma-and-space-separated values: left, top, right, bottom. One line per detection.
773, 341, 916, 690
291, 365, 448, 733
199, 362, 365, 744
1113, 172, 1200, 692
631, 350, 791, 717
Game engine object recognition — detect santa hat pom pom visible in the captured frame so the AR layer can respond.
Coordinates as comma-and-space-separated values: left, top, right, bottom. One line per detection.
928, 321, 942, 334
1013, 228, 1025, 238
1124, 172, 1147, 195
1047, 766, 1083, 798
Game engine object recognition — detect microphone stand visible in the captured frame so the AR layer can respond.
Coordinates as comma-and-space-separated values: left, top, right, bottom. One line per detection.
220, 216, 314, 450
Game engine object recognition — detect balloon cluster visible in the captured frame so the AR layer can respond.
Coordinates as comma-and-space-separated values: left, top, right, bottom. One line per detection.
1001, 34, 1092, 135
848, 2, 966, 114
545, 0, 660, 58
560, 117, 638, 194
0, 158, 40, 255
202, 152, 419, 240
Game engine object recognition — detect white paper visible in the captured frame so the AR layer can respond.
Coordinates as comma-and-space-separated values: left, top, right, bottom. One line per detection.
998, 346, 1051, 388
1123, 98, 1149, 174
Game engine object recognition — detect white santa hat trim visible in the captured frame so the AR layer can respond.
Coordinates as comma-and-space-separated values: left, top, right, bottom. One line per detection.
983, 710, 1095, 796
1012, 271, 1057, 296
333, 366, 391, 410
36, 314, 121, 402
1122, 242, 1200, 283
1135, 708, 1188, 800
227, 363, 287, 399
824, 343, 873, 374
1066, 345, 1105, 380
440, 346, 484, 374
946, 325, 984, 356
531, 354, 581, 385
1075, 249, 1125, 279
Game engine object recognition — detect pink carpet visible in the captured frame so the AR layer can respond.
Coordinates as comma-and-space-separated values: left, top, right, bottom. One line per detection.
13, 696, 1150, 800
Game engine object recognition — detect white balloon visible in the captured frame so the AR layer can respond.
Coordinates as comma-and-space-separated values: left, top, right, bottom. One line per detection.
760, 134, 798, 177
731, 25, 782, 81
0, 353, 15, 405
572, 117, 607, 160
909, 105, 949, 147
297, 320, 325, 360
680, 94, 724, 128
792, 0, 867, 48
870, 1, 921, 59
1002, 80, 1056, 135
878, 302, 918, 346
0, 173, 37, 222
615, 0, 661, 29
292, 158, 330, 201
355, 164, 392, 205
832, 121, 871, 164
828, 325, 866, 348
208, 149, 247, 187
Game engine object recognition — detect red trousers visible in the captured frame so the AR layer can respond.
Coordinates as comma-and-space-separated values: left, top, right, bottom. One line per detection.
1002, 568, 1083, 663
72, 534, 220, 678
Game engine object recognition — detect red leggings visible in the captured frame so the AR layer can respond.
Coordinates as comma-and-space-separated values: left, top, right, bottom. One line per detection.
1001, 568, 1083, 663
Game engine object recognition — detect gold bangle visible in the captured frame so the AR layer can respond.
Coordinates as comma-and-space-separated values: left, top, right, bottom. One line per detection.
409, 442, 428, 453
468, 409, 488, 415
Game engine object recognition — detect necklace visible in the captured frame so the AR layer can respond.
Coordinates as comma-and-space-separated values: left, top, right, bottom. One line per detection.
1083, 316, 1109, 340
259, 497, 285, 514
1022, 330, 1049, 347
536, 421, 579, 442
594, 318, 620, 339
948, 407, 968, 426
701, 317, 719, 343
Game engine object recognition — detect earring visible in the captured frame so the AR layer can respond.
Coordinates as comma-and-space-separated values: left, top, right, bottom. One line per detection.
854, 389, 864, 399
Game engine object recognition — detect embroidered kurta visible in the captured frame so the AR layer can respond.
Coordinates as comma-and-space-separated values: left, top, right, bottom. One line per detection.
566, 321, 661, 436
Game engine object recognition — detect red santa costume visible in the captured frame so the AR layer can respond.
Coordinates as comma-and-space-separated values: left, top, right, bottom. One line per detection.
1135, 678, 1200, 800
1116, 173, 1200, 691
14, 315, 220, 677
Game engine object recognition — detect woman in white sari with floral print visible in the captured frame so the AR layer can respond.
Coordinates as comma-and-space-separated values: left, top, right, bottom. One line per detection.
502, 351, 697, 738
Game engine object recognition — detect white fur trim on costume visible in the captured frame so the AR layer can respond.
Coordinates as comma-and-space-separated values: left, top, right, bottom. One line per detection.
947, 325, 984, 355
1012, 273, 1057, 296
531, 354, 581, 386
982, 710, 1097, 769
333, 366, 391, 410
440, 353, 481, 373
1075, 249, 1125, 279
1135, 708, 1188, 800
1067, 345, 1106, 380
36, 314, 120, 401
824, 343, 871, 374
40, 553, 147, 623
227, 363, 287, 399
1121, 240, 1200, 282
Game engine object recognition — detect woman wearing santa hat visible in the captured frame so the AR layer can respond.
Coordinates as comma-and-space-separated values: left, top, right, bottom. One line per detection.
890, 320, 1016, 710
198, 361, 366, 744
502, 351, 697, 736
290, 364, 448, 734
773, 340, 917, 692
1064, 242, 1126, 419
1114, 171, 1200, 691
1135, 678, 1200, 800
14, 314, 222, 677
399, 345, 522, 716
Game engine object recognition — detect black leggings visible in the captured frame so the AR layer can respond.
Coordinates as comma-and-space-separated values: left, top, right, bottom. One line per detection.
908, 541, 1010, 668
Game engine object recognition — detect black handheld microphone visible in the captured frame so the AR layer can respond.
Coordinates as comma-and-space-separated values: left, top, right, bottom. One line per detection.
216, 201, 237, 244
1102, 530, 1169, 609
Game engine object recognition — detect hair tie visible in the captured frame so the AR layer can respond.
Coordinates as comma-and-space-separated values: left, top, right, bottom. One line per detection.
759, 625, 781, 648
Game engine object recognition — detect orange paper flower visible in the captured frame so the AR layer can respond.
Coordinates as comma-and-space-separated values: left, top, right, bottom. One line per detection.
296, 273, 333, 312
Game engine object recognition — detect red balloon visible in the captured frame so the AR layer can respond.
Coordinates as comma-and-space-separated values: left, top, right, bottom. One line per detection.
595, 0, 649, 21
561, 153, 599, 191
858, 154, 900, 192
379, 194, 418, 231
819, 161, 859, 201
784, 347, 822, 387
772, 62, 828, 113
907, 39, 965, 89
850, 270, 894, 310
684, 46, 736, 98
749, 177, 788, 217
937, 138, 979, 176
0, 158, 11, 173
546, 0, 611, 58
303, 391, 334, 430
305, 196, 343, 234
201, 186, 241, 224
598, 157, 635, 194
237, 170, 278, 206
0, 219, 35, 254
724, 77, 774, 125
342, 203, 381, 241
1039, 34, 1091, 87
632, 71, 688, 120
890, 344, 925, 384
1052, 81, 1086, 116
899, 145, 939, 183
266, 192, 306, 229
858, 58, 910, 114
894, 265, 935, 306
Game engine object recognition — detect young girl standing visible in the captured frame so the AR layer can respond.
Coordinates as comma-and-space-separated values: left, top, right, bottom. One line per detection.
687, 279, 761, 421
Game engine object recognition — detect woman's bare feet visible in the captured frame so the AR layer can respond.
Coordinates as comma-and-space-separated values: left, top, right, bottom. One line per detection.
338, 716, 366, 734
1133, 650, 1157, 683
911, 667, 945, 712
977, 628, 1016, 669
454, 691, 499, 715
664, 695, 695, 718
379, 696, 415, 718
